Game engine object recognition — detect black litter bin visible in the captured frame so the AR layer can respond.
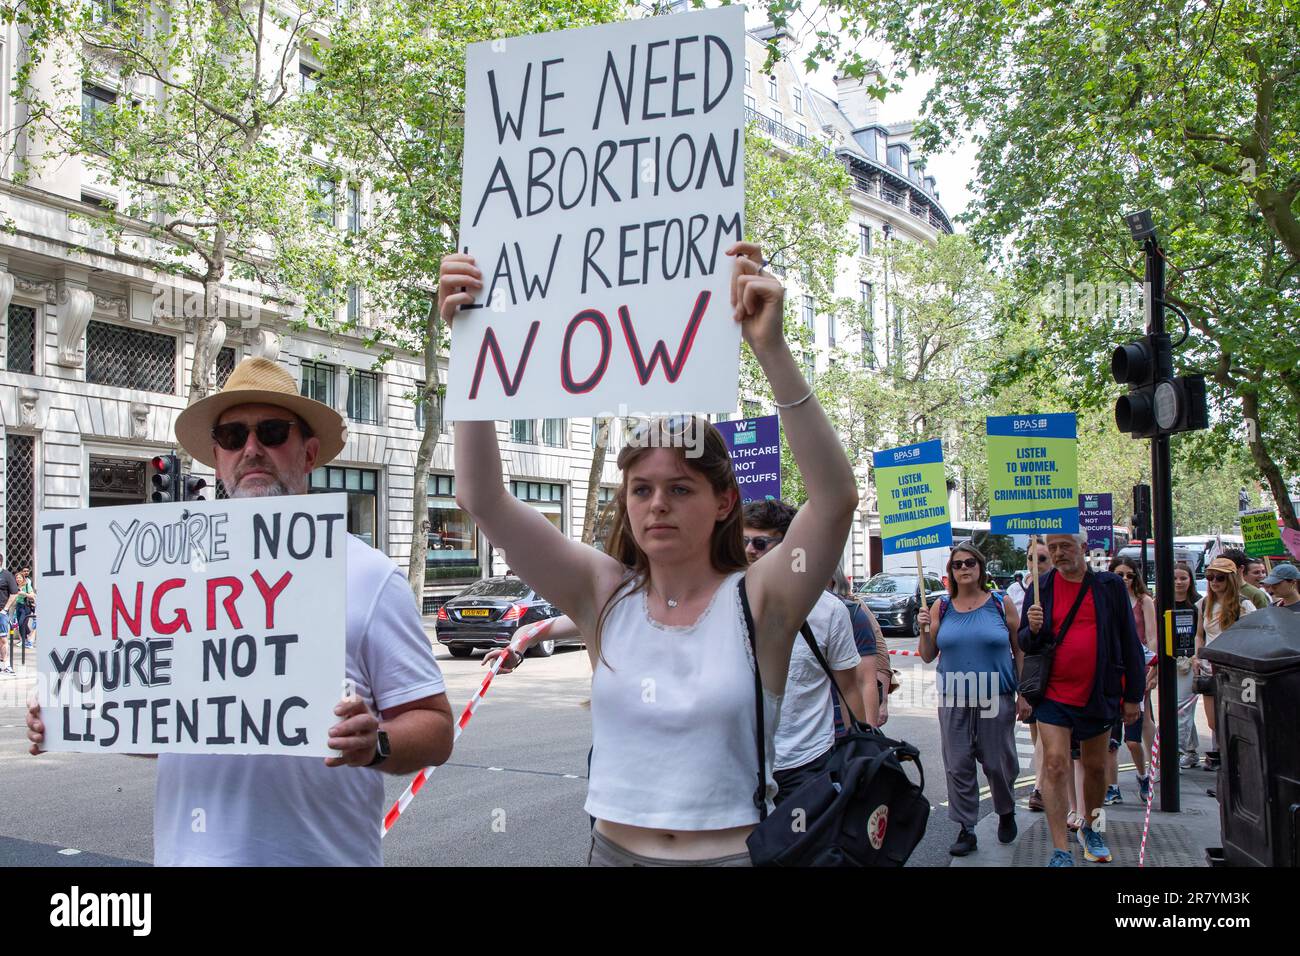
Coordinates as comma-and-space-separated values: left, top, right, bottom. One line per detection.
1201, 606, 1300, 867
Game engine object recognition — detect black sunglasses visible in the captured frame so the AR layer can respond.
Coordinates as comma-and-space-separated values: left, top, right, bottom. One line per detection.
951, 557, 979, 570
744, 535, 782, 552
1117, 570, 1135, 579
212, 419, 299, 451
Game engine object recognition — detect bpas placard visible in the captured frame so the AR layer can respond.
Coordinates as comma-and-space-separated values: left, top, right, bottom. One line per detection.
872, 440, 953, 556
1079, 493, 1114, 552
35, 495, 347, 755
448, 5, 746, 421
986, 414, 1079, 535
1240, 509, 1285, 559
715, 415, 780, 503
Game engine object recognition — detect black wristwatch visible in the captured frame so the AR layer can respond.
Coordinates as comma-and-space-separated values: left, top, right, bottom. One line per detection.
367, 729, 391, 768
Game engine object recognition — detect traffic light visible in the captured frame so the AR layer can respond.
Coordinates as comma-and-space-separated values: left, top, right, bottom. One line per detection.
1132, 484, 1152, 539
1112, 333, 1208, 437
182, 474, 208, 501
149, 454, 180, 503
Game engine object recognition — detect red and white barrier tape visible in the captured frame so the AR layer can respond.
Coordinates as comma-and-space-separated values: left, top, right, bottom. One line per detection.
1138, 728, 1160, 867
887, 649, 924, 657
380, 619, 555, 837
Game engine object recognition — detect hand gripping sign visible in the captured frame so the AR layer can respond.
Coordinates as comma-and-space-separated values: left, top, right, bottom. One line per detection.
35, 495, 347, 756
447, 5, 747, 421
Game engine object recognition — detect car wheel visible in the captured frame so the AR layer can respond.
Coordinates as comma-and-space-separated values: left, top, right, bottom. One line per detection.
909, 609, 920, 638
448, 646, 473, 659
528, 639, 556, 658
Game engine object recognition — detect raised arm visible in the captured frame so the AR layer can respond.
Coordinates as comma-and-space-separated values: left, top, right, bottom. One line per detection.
441, 254, 625, 629
731, 244, 858, 674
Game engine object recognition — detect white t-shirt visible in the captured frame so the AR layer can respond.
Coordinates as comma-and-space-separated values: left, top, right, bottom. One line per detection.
153, 535, 446, 866
1005, 580, 1028, 612
773, 591, 860, 771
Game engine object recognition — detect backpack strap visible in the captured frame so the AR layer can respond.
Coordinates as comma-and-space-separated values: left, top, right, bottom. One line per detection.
799, 621, 862, 727
737, 576, 768, 822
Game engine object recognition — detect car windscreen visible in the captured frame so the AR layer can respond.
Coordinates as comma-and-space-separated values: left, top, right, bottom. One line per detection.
861, 575, 916, 594
459, 579, 532, 599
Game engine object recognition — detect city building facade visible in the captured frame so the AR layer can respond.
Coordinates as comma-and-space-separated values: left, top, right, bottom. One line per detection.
0, 12, 951, 606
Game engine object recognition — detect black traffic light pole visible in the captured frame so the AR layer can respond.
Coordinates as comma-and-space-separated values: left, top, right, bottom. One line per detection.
1143, 235, 1180, 813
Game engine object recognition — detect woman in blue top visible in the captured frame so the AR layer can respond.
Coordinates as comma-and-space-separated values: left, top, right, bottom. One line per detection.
918, 543, 1027, 857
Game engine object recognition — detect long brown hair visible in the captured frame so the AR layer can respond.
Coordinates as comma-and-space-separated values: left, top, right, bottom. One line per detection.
592, 416, 748, 666
1205, 566, 1245, 630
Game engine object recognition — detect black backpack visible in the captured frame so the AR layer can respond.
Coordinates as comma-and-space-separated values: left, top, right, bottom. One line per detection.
739, 579, 930, 867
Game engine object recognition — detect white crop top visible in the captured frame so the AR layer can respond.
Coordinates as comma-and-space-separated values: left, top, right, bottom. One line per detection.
584, 571, 783, 830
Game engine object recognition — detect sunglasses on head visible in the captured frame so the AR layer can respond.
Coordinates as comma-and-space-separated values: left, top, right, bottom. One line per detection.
628, 415, 697, 440
744, 535, 782, 552
951, 557, 979, 570
211, 419, 299, 452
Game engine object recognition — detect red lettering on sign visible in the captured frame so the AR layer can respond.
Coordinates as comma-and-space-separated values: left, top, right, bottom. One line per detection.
60, 582, 102, 638
617, 290, 708, 385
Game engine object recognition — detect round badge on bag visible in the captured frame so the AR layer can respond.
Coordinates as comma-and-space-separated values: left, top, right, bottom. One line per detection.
868, 804, 889, 850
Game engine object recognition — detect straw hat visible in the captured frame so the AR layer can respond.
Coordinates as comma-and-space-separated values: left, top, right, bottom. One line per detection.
1206, 557, 1239, 577
174, 357, 347, 467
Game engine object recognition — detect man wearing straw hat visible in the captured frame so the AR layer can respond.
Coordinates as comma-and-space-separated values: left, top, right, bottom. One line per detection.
27, 357, 454, 865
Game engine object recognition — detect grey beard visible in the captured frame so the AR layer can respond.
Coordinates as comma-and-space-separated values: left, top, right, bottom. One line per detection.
231, 478, 301, 498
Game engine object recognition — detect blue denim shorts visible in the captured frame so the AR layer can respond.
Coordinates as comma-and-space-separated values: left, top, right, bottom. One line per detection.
1032, 697, 1111, 744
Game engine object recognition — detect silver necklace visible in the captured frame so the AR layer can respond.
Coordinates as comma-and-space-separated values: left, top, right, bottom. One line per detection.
650, 581, 691, 609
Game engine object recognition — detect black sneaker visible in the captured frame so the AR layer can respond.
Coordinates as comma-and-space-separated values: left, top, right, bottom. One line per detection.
997, 812, 1018, 844
949, 827, 978, 856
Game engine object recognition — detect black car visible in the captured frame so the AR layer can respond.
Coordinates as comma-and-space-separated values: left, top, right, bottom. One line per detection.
855, 571, 948, 636
435, 577, 577, 659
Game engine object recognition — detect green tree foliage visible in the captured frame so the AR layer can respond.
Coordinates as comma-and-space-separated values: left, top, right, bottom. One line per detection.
4, 0, 357, 443
783, 0, 1300, 527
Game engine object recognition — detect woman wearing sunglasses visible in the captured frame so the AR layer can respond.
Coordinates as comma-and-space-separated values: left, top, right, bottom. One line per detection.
917, 544, 1025, 856
1173, 562, 1202, 769
440, 243, 858, 866
1104, 557, 1156, 804
1195, 557, 1255, 771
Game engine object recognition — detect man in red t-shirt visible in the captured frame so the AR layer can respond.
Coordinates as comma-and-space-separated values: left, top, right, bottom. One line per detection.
1024, 533, 1143, 867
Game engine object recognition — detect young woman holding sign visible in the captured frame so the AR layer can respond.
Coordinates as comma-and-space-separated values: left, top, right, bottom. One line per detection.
440, 243, 858, 866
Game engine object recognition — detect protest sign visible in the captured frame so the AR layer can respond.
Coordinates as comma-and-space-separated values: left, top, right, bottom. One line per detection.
715, 415, 780, 503
986, 414, 1079, 535
448, 5, 746, 421
1079, 493, 1114, 553
1241, 509, 1285, 559
35, 495, 348, 756
872, 440, 953, 556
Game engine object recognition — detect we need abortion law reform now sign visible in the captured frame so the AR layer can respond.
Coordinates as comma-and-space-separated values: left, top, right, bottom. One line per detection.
986, 414, 1080, 535
448, 5, 746, 421
35, 495, 347, 755
872, 440, 953, 555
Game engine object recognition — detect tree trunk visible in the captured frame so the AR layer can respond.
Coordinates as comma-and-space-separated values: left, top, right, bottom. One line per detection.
407, 301, 443, 602
179, 240, 227, 472
1240, 388, 1299, 530
580, 418, 613, 545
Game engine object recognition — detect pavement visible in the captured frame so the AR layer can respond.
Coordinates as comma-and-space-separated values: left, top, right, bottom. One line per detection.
1, 627, 1227, 868
949, 743, 1223, 868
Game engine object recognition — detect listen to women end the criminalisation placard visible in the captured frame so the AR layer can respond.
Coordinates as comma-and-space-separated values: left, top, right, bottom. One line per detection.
35, 495, 347, 755
872, 440, 953, 555
986, 414, 1080, 535
448, 5, 746, 421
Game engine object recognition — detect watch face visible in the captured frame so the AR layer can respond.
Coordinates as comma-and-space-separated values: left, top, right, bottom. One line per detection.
1155, 381, 1179, 430
377, 730, 391, 757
